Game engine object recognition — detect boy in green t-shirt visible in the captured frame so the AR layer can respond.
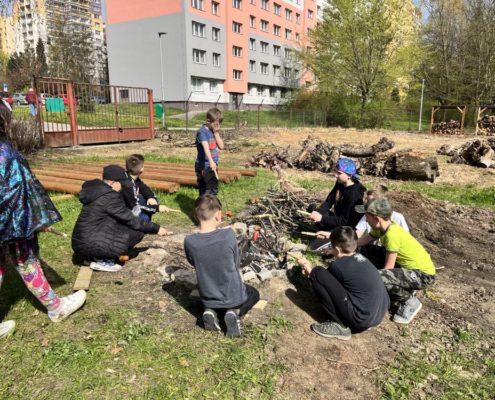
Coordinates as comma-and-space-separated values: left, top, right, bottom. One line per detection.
357, 198, 436, 324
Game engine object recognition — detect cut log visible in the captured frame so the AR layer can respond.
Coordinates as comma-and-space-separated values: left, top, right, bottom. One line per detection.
340, 137, 395, 157
384, 151, 440, 182
459, 140, 494, 168
436, 144, 457, 156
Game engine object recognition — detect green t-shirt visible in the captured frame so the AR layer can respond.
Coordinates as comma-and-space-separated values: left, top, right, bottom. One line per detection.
370, 223, 436, 275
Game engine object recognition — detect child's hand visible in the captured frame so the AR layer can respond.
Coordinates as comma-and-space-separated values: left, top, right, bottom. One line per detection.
316, 231, 331, 239
158, 205, 170, 213
147, 198, 158, 206
310, 211, 323, 222
297, 258, 314, 276
211, 121, 221, 133
158, 227, 173, 236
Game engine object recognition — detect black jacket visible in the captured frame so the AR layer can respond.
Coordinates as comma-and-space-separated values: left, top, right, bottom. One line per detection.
72, 180, 160, 259
121, 175, 159, 215
316, 181, 366, 230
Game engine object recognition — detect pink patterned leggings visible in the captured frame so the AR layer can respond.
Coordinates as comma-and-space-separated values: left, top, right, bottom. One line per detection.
0, 238, 61, 312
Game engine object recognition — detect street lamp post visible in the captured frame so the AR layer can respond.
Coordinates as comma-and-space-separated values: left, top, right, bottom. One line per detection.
418, 78, 425, 132
158, 32, 167, 129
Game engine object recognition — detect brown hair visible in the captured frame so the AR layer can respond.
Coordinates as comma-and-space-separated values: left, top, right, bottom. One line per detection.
330, 226, 358, 253
126, 154, 145, 175
194, 194, 222, 222
206, 107, 222, 123
366, 184, 389, 199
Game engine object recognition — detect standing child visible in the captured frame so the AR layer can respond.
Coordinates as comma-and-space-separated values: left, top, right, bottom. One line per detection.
184, 195, 259, 337
357, 198, 436, 324
0, 102, 86, 338
122, 154, 171, 221
298, 226, 390, 340
195, 108, 224, 196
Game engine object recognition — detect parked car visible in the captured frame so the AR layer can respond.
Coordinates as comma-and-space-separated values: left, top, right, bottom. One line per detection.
0, 92, 13, 107
13, 93, 27, 105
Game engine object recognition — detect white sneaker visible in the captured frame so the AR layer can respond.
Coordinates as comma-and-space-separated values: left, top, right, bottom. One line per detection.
0, 320, 15, 338
48, 290, 87, 322
90, 259, 122, 272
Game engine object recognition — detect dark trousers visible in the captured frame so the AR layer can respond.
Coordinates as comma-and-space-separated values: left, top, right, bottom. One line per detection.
196, 167, 219, 196
359, 245, 387, 269
124, 226, 145, 250
209, 284, 260, 317
137, 194, 155, 222
310, 267, 362, 331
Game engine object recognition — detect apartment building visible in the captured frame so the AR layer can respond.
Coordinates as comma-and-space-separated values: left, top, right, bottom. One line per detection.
106, 0, 325, 107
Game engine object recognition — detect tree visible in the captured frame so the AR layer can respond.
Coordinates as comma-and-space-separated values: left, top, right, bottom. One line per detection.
304, 0, 423, 114
35, 38, 48, 77
7, 47, 36, 90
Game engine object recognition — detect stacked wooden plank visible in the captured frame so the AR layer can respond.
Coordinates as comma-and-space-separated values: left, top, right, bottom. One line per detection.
34, 160, 257, 195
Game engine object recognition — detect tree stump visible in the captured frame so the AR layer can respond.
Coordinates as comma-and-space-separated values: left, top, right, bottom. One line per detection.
384, 151, 440, 182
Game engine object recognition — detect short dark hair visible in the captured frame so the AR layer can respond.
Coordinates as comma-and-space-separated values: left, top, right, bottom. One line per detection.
194, 194, 222, 222
126, 154, 145, 175
206, 107, 222, 123
366, 184, 389, 199
330, 226, 358, 253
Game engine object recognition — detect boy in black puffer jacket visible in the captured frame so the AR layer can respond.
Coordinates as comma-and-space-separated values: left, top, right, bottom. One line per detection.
72, 165, 172, 272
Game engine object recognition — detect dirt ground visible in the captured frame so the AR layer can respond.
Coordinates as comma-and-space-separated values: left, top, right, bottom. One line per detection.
47, 128, 495, 399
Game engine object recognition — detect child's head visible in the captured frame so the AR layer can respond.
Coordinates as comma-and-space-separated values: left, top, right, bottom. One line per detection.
364, 184, 389, 203
334, 158, 358, 184
0, 100, 12, 141
361, 198, 392, 228
103, 164, 129, 192
330, 226, 358, 256
206, 107, 223, 130
126, 154, 145, 176
194, 194, 222, 225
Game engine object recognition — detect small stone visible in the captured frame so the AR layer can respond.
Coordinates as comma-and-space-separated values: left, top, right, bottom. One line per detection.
257, 269, 273, 281
243, 271, 258, 282
253, 300, 268, 310
171, 269, 197, 289
189, 289, 200, 299
145, 248, 168, 257
272, 269, 287, 279
232, 222, 248, 236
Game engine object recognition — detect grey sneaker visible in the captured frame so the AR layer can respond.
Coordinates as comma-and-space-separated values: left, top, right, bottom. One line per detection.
90, 259, 122, 272
311, 321, 351, 340
0, 320, 15, 339
48, 290, 87, 322
202, 309, 221, 332
393, 296, 423, 324
224, 309, 241, 338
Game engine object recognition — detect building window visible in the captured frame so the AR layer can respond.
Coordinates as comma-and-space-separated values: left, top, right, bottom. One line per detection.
270, 87, 277, 97
294, 69, 299, 78
250, 60, 256, 72
250, 15, 256, 28
296, 13, 300, 23
260, 41, 268, 53
233, 0, 242, 9
192, 21, 206, 37
273, 3, 280, 15
212, 27, 221, 41
260, 19, 268, 32
261, 0, 269, 10
273, 45, 280, 56
191, 77, 203, 91
285, 28, 292, 39
233, 69, 242, 80
192, 49, 206, 64
284, 48, 291, 58
212, 52, 221, 66
233, 46, 242, 57
295, 32, 300, 40
212, 1, 219, 15
308, 9, 313, 19
232, 21, 242, 33
209, 80, 218, 92
191, 0, 204, 10
284, 67, 291, 78
260, 62, 268, 74
272, 65, 280, 76
285, 8, 292, 20
317, 5, 323, 17
250, 0, 256, 4
273, 24, 280, 36
249, 38, 256, 50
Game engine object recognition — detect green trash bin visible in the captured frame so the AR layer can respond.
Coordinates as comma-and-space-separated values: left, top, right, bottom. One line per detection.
46, 98, 65, 112
154, 103, 164, 119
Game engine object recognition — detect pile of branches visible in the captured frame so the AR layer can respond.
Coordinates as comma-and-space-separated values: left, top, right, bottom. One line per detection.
477, 115, 495, 136
437, 139, 495, 168
249, 148, 293, 168
432, 120, 462, 135
8, 117, 43, 154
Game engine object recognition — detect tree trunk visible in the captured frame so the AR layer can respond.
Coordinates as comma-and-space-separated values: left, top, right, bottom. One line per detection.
384, 151, 440, 182
340, 137, 395, 157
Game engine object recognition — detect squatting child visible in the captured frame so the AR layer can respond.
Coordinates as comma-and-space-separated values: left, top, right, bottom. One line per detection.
122, 154, 171, 221
357, 198, 436, 324
195, 108, 224, 196
184, 195, 260, 337
298, 226, 390, 340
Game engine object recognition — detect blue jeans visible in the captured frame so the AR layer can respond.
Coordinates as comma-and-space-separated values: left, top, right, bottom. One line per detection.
137, 195, 153, 222
29, 103, 37, 116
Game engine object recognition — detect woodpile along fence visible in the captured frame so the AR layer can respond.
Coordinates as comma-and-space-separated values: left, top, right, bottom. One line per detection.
33, 160, 256, 195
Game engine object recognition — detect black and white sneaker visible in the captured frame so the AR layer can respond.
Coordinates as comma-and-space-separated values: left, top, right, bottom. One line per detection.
202, 309, 221, 332
224, 309, 241, 338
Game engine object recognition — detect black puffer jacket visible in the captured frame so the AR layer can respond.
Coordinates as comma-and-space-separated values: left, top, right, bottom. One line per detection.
72, 180, 160, 259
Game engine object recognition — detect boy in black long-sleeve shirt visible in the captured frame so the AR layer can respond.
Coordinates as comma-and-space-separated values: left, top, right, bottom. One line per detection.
298, 226, 390, 340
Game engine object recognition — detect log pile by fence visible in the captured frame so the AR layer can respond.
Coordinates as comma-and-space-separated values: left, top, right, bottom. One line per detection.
437, 139, 495, 168
477, 115, 495, 136
248, 136, 439, 182
431, 120, 463, 135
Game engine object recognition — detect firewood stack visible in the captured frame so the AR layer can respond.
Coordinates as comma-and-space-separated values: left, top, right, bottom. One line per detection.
477, 115, 495, 136
438, 139, 495, 168
248, 148, 293, 168
432, 120, 462, 135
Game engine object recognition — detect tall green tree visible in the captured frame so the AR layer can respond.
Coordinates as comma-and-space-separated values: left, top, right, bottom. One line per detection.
6, 46, 36, 90
305, 0, 423, 111
35, 38, 48, 77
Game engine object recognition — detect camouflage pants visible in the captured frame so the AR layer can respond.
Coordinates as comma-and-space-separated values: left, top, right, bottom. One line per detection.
379, 268, 435, 303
